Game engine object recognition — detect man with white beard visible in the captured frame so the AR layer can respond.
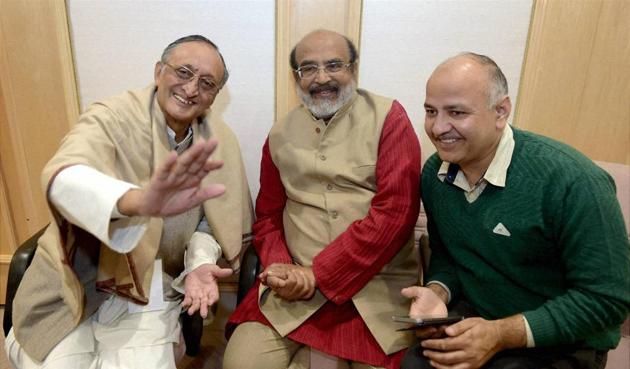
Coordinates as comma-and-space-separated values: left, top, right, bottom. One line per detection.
224, 29, 422, 369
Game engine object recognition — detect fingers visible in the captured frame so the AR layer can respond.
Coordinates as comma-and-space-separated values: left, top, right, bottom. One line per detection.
259, 264, 290, 281
266, 275, 288, 289
181, 295, 193, 310
402, 286, 449, 318
183, 288, 219, 318
259, 264, 316, 301
423, 349, 468, 369
444, 317, 476, 337
203, 159, 224, 172
154, 151, 179, 182
274, 268, 315, 300
401, 286, 423, 299
196, 183, 226, 201
414, 326, 442, 339
418, 319, 500, 369
168, 139, 219, 185
421, 326, 473, 354
208, 266, 233, 279
182, 291, 201, 316
292, 269, 315, 299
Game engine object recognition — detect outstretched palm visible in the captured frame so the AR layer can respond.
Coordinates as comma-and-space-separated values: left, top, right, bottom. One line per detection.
182, 264, 233, 318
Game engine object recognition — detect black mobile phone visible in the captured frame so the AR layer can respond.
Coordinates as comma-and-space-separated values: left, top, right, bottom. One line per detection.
392, 315, 464, 331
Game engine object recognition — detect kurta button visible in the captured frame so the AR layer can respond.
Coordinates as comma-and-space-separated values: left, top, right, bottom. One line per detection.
331, 210, 338, 218
315, 127, 321, 133
320, 154, 326, 161
326, 184, 333, 191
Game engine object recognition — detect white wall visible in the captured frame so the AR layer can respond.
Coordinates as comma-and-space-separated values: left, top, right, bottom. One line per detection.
68, 0, 533, 194
359, 0, 533, 162
67, 0, 275, 198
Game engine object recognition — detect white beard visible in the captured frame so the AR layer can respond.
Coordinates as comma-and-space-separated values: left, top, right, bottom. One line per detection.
297, 80, 357, 119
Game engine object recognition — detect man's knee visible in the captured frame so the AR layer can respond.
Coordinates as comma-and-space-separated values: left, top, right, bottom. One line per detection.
223, 322, 296, 369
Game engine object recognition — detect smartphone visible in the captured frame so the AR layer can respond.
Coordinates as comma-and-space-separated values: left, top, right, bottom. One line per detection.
392, 315, 464, 331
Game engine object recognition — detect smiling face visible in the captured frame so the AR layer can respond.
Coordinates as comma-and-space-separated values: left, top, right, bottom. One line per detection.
154, 41, 225, 136
424, 56, 511, 177
293, 30, 356, 119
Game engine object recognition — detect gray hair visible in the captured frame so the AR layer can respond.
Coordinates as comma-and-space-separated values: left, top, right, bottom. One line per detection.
161, 35, 229, 87
457, 52, 508, 108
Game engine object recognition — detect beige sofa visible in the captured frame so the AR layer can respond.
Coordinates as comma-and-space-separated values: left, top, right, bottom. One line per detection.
595, 162, 629, 369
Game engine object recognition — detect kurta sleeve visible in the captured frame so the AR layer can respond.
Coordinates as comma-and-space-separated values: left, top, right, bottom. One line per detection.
252, 138, 294, 267
312, 101, 421, 304
49, 164, 149, 253
171, 217, 223, 293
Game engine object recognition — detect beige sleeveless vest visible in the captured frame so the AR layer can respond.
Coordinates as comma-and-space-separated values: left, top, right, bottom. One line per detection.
259, 89, 418, 354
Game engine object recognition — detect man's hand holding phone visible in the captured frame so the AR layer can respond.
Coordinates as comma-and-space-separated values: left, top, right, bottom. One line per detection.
401, 285, 452, 339
392, 315, 464, 331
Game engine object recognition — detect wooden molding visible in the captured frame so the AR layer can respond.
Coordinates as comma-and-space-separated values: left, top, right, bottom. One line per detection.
0, 169, 17, 256
275, 0, 363, 122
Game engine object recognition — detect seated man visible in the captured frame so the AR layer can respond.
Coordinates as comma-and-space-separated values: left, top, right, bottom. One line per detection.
401, 53, 629, 369
224, 30, 421, 369
5, 35, 253, 369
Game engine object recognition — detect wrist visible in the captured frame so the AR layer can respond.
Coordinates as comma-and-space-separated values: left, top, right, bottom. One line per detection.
116, 189, 142, 216
426, 283, 449, 304
495, 315, 527, 351
306, 266, 317, 288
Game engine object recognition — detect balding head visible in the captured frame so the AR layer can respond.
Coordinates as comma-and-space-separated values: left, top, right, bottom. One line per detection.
432, 53, 508, 109
290, 30, 358, 71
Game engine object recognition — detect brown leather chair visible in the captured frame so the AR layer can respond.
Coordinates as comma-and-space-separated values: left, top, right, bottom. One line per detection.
236, 245, 260, 305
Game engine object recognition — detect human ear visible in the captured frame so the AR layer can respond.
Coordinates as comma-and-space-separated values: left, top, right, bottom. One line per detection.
495, 96, 511, 119
154, 62, 163, 85
495, 96, 512, 128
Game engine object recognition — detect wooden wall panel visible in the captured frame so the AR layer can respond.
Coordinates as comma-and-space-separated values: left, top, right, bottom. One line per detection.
0, 0, 79, 243
0, 0, 80, 303
276, 0, 363, 121
514, 0, 629, 164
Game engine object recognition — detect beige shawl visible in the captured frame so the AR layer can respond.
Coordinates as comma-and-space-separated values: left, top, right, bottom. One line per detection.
13, 85, 253, 360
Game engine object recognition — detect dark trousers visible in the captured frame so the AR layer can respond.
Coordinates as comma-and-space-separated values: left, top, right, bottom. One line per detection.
400, 344, 607, 369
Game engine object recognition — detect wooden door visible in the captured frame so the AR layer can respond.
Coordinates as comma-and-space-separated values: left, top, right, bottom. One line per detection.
514, 0, 629, 165
0, 0, 79, 304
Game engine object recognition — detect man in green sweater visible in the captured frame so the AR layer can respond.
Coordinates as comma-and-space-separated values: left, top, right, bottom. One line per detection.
401, 53, 629, 369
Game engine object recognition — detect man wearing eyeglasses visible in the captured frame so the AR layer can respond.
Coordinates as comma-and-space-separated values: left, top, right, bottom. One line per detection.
6, 35, 253, 369
224, 29, 421, 369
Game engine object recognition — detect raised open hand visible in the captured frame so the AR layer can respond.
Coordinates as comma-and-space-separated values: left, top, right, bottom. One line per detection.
117, 138, 225, 217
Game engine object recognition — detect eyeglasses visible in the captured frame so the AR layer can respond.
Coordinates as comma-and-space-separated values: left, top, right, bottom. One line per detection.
294, 61, 353, 80
163, 62, 220, 94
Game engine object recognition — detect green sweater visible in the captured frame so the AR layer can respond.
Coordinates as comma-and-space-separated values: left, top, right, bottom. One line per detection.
423, 128, 630, 350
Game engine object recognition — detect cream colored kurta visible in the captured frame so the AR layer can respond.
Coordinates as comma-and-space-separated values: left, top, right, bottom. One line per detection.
12, 85, 253, 361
